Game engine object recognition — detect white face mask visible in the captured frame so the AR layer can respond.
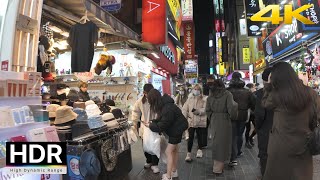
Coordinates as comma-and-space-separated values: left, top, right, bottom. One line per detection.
193, 90, 201, 96
179, 91, 185, 95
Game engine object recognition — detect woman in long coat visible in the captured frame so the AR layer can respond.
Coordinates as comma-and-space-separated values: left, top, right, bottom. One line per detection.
206, 79, 238, 174
262, 62, 320, 180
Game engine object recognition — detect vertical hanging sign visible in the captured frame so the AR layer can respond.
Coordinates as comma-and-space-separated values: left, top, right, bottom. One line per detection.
243, 45, 251, 64
244, 0, 262, 36
181, 0, 193, 21
183, 22, 195, 60
142, 0, 167, 45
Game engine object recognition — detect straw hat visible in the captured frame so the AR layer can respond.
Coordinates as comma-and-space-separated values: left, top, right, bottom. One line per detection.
73, 102, 85, 109
85, 100, 95, 106
86, 104, 102, 117
54, 106, 78, 125
46, 104, 60, 118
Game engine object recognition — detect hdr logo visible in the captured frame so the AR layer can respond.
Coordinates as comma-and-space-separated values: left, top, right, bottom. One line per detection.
5, 142, 67, 174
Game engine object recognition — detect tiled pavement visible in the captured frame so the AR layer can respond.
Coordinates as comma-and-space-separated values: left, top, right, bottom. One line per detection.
127, 138, 320, 180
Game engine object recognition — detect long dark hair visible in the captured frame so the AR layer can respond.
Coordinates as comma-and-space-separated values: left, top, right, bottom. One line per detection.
142, 84, 154, 104
210, 79, 226, 96
176, 87, 188, 106
271, 62, 312, 112
147, 89, 163, 115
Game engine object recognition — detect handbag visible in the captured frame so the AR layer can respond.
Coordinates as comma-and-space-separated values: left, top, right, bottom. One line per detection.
308, 101, 320, 155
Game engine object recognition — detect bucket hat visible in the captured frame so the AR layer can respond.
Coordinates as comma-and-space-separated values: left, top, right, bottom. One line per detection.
102, 113, 115, 122
79, 149, 101, 177
85, 100, 95, 107
46, 104, 60, 118
73, 108, 88, 121
54, 106, 78, 125
73, 102, 85, 109
86, 104, 102, 117
87, 115, 106, 130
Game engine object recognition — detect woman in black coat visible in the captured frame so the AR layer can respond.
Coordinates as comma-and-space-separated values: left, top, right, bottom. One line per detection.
144, 89, 188, 180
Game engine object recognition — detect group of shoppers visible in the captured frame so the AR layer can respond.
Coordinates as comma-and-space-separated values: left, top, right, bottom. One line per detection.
131, 62, 320, 180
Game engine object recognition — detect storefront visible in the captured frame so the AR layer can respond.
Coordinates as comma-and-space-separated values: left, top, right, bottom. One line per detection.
0, 0, 141, 179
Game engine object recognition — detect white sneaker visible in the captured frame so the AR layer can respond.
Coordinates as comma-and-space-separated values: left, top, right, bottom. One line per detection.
151, 165, 160, 174
185, 152, 192, 162
162, 174, 172, 180
196, 149, 203, 158
172, 170, 178, 178
144, 163, 152, 169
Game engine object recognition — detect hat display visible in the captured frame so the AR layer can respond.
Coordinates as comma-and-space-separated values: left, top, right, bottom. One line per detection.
73, 108, 88, 121
87, 115, 106, 130
73, 102, 85, 109
100, 139, 117, 172
85, 100, 95, 106
54, 106, 78, 125
102, 113, 115, 122
46, 104, 60, 118
86, 104, 102, 117
79, 149, 101, 177
111, 109, 124, 119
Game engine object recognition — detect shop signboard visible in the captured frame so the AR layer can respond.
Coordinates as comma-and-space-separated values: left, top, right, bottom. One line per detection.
244, 0, 262, 36
184, 60, 198, 78
100, 0, 122, 11
167, 0, 181, 22
262, 18, 318, 58
181, 0, 193, 21
243, 45, 251, 64
239, 19, 247, 35
142, 0, 167, 45
160, 46, 175, 64
183, 22, 195, 60
293, 0, 320, 31
215, 19, 225, 32
221, 36, 228, 62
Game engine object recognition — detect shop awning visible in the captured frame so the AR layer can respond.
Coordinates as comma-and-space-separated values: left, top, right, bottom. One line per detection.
46, 0, 139, 41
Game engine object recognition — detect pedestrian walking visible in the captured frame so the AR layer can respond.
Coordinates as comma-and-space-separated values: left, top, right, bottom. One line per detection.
206, 79, 238, 174
182, 84, 207, 162
262, 62, 320, 180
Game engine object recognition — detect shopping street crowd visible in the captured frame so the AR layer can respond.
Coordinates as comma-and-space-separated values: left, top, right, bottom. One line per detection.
131, 62, 320, 180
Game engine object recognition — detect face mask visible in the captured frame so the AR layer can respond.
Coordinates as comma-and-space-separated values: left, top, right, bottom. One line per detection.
193, 90, 201, 96
179, 91, 185, 95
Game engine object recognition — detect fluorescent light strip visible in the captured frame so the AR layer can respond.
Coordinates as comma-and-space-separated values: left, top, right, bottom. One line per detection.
169, 32, 178, 41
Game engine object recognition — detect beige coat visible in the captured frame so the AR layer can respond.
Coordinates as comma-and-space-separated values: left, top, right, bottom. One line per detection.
182, 95, 207, 128
131, 96, 157, 137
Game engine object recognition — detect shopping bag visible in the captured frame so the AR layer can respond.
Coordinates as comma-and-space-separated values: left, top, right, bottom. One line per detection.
143, 125, 161, 158
160, 135, 168, 164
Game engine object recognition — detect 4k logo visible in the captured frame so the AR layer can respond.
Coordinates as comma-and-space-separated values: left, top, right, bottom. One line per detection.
251, 4, 315, 25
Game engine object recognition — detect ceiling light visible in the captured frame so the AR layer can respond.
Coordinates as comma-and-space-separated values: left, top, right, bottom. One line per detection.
262, 22, 268, 27
280, 0, 287, 4
169, 32, 178, 41
97, 41, 104, 46
61, 32, 69, 37
49, 26, 62, 33
151, 52, 160, 59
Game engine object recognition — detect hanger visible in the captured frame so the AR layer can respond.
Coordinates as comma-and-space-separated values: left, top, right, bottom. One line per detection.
79, 10, 89, 24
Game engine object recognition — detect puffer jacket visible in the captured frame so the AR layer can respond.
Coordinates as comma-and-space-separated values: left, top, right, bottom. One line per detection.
78, 90, 90, 102
182, 95, 207, 128
227, 79, 256, 121
149, 94, 188, 138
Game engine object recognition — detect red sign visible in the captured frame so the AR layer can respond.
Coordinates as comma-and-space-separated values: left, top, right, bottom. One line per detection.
1, 60, 9, 71
183, 22, 195, 60
142, 0, 167, 45
215, 19, 225, 32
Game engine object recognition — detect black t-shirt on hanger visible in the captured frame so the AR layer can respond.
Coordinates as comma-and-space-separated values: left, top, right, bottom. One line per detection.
68, 21, 98, 72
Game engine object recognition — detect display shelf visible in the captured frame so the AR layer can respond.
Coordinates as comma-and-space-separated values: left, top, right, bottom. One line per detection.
0, 96, 41, 108
0, 121, 50, 140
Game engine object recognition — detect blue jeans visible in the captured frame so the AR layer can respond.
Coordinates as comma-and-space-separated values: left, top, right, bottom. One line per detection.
230, 121, 246, 161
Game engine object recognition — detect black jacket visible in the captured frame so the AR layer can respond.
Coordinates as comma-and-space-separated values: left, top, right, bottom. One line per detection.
254, 88, 274, 133
78, 90, 90, 102
227, 79, 256, 121
149, 94, 188, 138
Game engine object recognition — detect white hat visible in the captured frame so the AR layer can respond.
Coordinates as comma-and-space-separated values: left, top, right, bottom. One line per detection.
85, 100, 95, 106
86, 104, 102, 117
102, 113, 115, 122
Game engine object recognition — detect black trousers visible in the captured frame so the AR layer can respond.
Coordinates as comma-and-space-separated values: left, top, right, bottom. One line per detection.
188, 127, 207, 152
257, 131, 269, 177
144, 152, 159, 166
230, 121, 246, 161
245, 114, 256, 142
